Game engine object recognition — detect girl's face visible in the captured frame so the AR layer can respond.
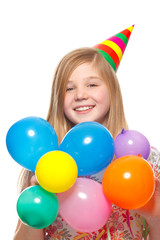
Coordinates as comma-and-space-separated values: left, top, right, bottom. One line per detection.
63, 62, 111, 126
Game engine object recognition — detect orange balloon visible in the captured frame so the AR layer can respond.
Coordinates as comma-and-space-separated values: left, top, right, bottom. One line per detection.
102, 155, 155, 209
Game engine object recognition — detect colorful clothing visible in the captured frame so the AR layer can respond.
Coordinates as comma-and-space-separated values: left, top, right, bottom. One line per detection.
44, 147, 160, 240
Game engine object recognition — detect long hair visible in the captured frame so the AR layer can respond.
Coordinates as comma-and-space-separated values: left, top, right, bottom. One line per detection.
46, 47, 128, 141
18, 47, 128, 192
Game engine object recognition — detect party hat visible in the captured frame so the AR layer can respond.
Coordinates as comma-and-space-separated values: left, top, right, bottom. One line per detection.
94, 25, 134, 72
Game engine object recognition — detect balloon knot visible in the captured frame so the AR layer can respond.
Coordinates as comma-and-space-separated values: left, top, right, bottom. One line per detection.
121, 128, 126, 134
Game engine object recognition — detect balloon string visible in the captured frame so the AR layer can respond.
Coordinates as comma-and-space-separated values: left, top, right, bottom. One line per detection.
107, 222, 111, 240
95, 230, 105, 240
142, 217, 149, 240
74, 233, 89, 240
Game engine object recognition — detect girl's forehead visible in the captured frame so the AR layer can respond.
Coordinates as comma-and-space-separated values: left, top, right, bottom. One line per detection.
68, 76, 102, 83
69, 62, 102, 78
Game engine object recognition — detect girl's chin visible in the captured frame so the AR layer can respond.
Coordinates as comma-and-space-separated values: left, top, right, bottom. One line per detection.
73, 118, 96, 125
73, 118, 107, 126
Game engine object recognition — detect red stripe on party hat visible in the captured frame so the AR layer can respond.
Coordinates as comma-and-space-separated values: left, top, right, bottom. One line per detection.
120, 25, 134, 41
94, 44, 120, 69
94, 25, 134, 72
120, 30, 132, 40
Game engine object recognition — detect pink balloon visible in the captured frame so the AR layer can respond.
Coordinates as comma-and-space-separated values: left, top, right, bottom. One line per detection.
57, 178, 112, 232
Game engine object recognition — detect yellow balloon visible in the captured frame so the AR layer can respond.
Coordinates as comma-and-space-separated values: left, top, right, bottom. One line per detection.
36, 151, 78, 193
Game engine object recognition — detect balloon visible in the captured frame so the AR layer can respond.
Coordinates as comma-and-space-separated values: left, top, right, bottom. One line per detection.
60, 122, 114, 176
6, 116, 59, 171
57, 178, 112, 232
102, 155, 155, 209
17, 185, 59, 229
36, 151, 78, 193
114, 129, 150, 159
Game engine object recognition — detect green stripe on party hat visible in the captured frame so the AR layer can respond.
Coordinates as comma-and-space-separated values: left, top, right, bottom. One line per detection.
94, 25, 134, 72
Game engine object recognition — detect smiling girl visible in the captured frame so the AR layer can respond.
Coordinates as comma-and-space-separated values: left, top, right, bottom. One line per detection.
14, 28, 160, 240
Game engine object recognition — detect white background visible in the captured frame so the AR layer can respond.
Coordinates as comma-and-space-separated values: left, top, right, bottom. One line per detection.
0, 0, 160, 238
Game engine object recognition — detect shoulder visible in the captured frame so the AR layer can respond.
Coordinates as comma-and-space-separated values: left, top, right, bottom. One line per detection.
148, 146, 160, 165
147, 146, 160, 181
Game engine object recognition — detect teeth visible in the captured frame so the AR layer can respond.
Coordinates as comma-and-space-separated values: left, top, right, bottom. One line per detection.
75, 106, 93, 111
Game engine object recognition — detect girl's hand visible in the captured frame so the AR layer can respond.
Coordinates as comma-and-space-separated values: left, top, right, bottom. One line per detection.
30, 175, 39, 186
135, 178, 160, 238
136, 178, 160, 220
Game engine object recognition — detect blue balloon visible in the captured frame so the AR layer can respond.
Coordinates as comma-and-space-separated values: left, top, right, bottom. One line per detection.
6, 116, 59, 172
60, 122, 114, 176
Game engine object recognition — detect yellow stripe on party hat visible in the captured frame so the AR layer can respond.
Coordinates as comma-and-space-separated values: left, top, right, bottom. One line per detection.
94, 25, 134, 72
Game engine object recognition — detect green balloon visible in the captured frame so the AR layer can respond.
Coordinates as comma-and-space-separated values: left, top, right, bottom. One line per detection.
17, 185, 59, 229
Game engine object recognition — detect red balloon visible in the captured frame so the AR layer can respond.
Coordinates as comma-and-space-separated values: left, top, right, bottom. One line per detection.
102, 155, 155, 209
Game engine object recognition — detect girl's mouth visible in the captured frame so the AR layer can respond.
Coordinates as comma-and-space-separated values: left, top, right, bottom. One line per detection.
74, 105, 95, 113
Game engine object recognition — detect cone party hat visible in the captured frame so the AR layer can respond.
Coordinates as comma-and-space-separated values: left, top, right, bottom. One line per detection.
94, 25, 134, 72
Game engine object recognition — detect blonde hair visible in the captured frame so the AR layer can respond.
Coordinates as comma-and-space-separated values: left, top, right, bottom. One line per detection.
47, 47, 128, 141
18, 47, 128, 192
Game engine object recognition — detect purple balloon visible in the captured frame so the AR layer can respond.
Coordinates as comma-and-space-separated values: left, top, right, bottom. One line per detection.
114, 129, 150, 159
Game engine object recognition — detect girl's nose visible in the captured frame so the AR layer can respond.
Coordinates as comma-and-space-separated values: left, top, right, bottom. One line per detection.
74, 87, 88, 101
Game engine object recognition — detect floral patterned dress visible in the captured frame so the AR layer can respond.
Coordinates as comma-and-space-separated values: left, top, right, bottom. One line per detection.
44, 147, 160, 240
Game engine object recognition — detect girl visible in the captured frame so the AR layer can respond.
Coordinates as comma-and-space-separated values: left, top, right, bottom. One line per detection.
14, 47, 160, 240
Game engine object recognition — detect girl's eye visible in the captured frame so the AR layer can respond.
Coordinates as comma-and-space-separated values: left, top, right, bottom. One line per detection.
88, 84, 97, 87
66, 87, 74, 92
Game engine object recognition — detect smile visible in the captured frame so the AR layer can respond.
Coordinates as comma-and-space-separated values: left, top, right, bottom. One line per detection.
74, 106, 95, 112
